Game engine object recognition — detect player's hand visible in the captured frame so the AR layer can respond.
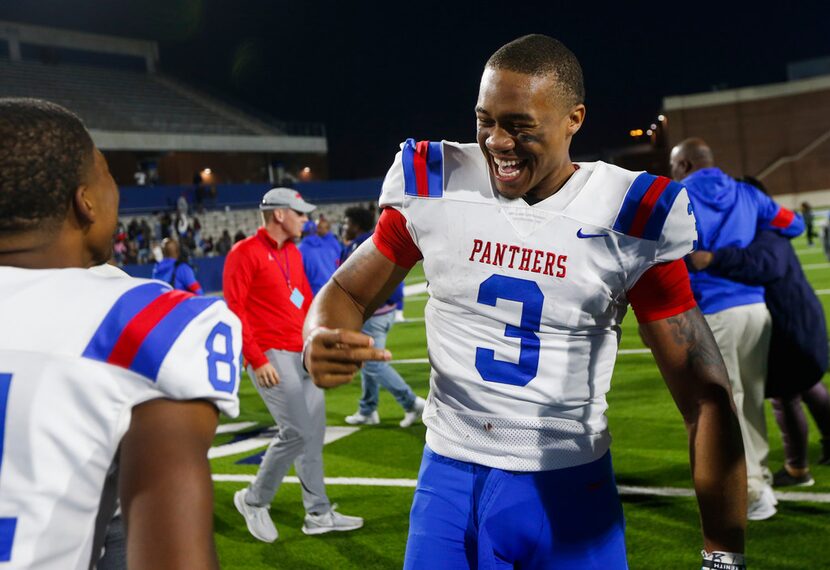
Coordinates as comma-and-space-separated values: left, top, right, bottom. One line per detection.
688, 250, 714, 271
253, 363, 280, 388
304, 328, 392, 388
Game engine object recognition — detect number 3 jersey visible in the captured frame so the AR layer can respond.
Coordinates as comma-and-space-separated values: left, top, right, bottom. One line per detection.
0, 268, 242, 569
377, 140, 698, 472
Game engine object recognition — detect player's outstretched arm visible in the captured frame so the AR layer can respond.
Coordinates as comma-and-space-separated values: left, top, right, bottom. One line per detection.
119, 398, 220, 570
304, 238, 407, 387
640, 307, 746, 555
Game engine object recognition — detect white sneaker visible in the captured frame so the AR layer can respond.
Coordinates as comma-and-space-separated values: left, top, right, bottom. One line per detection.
400, 396, 426, 428
234, 488, 278, 542
302, 505, 364, 535
344, 410, 380, 425
394, 310, 406, 323
747, 485, 777, 521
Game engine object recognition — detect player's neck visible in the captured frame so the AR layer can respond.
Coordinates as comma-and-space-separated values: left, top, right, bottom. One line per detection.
524, 160, 576, 205
264, 224, 291, 248
0, 228, 90, 269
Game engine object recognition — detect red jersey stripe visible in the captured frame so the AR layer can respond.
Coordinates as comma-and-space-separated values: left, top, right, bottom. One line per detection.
770, 207, 795, 228
627, 259, 696, 323
107, 290, 191, 368
187, 281, 202, 293
413, 140, 430, 197
628, 176, 671, 238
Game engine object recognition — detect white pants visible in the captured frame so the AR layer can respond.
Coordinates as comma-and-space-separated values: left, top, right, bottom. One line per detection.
705, 303, 772, 502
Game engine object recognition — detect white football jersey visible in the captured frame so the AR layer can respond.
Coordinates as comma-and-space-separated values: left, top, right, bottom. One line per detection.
0, 268, 242, 569
380, 140, 697, 471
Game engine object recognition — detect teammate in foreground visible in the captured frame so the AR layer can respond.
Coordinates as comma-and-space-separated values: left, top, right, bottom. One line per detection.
0, 98, 242, 569
304, 36, 747, 569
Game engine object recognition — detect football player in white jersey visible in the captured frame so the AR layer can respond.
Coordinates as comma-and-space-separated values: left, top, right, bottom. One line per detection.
0, 98, 242, 569
303, 36, 748, 569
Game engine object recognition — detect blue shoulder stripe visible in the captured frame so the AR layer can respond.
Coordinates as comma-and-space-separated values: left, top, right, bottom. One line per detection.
131, 296, 221, 381
612, 172, 656, 235
82, 282, 170, 362
641, 179, 685, 241
401, 139, 443, 198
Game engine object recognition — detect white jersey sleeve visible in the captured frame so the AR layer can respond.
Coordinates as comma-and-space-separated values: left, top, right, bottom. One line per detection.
378, 148, 406, 210
654, 187, 697, 263
81, 283, 242, 418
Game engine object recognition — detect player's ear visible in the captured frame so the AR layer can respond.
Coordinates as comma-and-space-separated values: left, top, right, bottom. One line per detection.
567, 104, 586, 136
72, 183, 95, 226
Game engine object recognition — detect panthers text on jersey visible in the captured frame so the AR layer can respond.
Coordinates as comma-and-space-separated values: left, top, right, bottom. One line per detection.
375, 139, 698, 472
0, 268, 242, 569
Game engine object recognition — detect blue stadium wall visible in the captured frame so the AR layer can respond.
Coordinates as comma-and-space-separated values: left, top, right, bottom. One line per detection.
119, 179, 383, 213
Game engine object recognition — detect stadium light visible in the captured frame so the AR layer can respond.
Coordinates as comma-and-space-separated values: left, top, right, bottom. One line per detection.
629, 129, 644, 137
202, 168, 212, 175
657, 114, 666, 122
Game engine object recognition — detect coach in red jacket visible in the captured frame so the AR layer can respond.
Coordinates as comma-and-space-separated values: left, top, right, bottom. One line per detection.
223, 188, 363, 543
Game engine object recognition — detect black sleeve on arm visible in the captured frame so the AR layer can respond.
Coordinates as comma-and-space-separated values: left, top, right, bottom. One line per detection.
707, 231, 789, 285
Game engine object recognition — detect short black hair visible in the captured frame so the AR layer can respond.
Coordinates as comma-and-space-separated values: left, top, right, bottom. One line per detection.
0, 98, 94, 233
486, 34, 585, 107
344, 206, 375, 232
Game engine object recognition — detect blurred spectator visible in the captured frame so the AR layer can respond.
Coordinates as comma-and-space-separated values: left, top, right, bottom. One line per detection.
151, 238, 203, 295
691, 180, 830, 488
802, 202, 816, 246
299, 218, 341, 296
217, 230, 233, 255
340, 207, 425, 428
674, 139, 805, 521
234, 229, 246, 244
177, 193, 189, 216
691, 230, 830, 487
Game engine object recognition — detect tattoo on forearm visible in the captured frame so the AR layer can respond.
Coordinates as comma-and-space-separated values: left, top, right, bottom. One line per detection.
664, 310, 724, 373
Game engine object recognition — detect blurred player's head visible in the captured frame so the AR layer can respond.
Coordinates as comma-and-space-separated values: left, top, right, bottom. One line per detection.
343, 207, 374, 241
161, 237, 180, 259
316, 218, 331, 237
477, 34, 586, 203
669, 138, 715, 181
0, 98, 118, 268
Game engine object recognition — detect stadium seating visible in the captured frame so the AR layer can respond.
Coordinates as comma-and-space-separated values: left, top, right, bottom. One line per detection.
0, 59, 279, 136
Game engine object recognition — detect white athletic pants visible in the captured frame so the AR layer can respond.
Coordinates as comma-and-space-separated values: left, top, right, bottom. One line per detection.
705, 303, 773, 503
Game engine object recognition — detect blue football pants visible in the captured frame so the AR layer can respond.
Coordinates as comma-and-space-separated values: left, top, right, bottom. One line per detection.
404, 446, 628, 569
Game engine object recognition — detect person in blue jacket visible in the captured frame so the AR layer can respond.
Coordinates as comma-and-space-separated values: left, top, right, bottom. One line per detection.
339, 206, 425, 428
151, 238, 203, 295
299, 218, 341, 295
689, 177, 830, 489
671, 138, 805, 521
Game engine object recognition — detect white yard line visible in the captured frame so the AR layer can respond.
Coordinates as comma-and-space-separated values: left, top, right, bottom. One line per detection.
211, 474, 830, 503
209, 426, 358, 459
404, 282, 428, 296
803, 262, 830, 270
216, 421, 258, 434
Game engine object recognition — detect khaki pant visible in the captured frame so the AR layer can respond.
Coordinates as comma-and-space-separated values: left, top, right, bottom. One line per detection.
705, 303, 772, 502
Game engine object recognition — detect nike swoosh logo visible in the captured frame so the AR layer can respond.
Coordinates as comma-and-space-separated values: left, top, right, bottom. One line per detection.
577, 228, 609, 239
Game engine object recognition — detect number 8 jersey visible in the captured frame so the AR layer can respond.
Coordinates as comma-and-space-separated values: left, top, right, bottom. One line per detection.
376, 140, 698, 472
0, 268, 242, 569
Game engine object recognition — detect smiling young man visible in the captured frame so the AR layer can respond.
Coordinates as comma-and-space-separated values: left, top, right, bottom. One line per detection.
303, 35, 748, 569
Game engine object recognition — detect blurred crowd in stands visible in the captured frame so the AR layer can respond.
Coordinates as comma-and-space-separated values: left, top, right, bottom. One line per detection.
112, 194, 376, 267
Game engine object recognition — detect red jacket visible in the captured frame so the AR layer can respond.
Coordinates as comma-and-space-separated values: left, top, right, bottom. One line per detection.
223, 228, 312, 368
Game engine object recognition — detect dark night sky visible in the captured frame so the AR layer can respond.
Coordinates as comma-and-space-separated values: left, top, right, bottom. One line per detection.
2, 1, 829, 179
